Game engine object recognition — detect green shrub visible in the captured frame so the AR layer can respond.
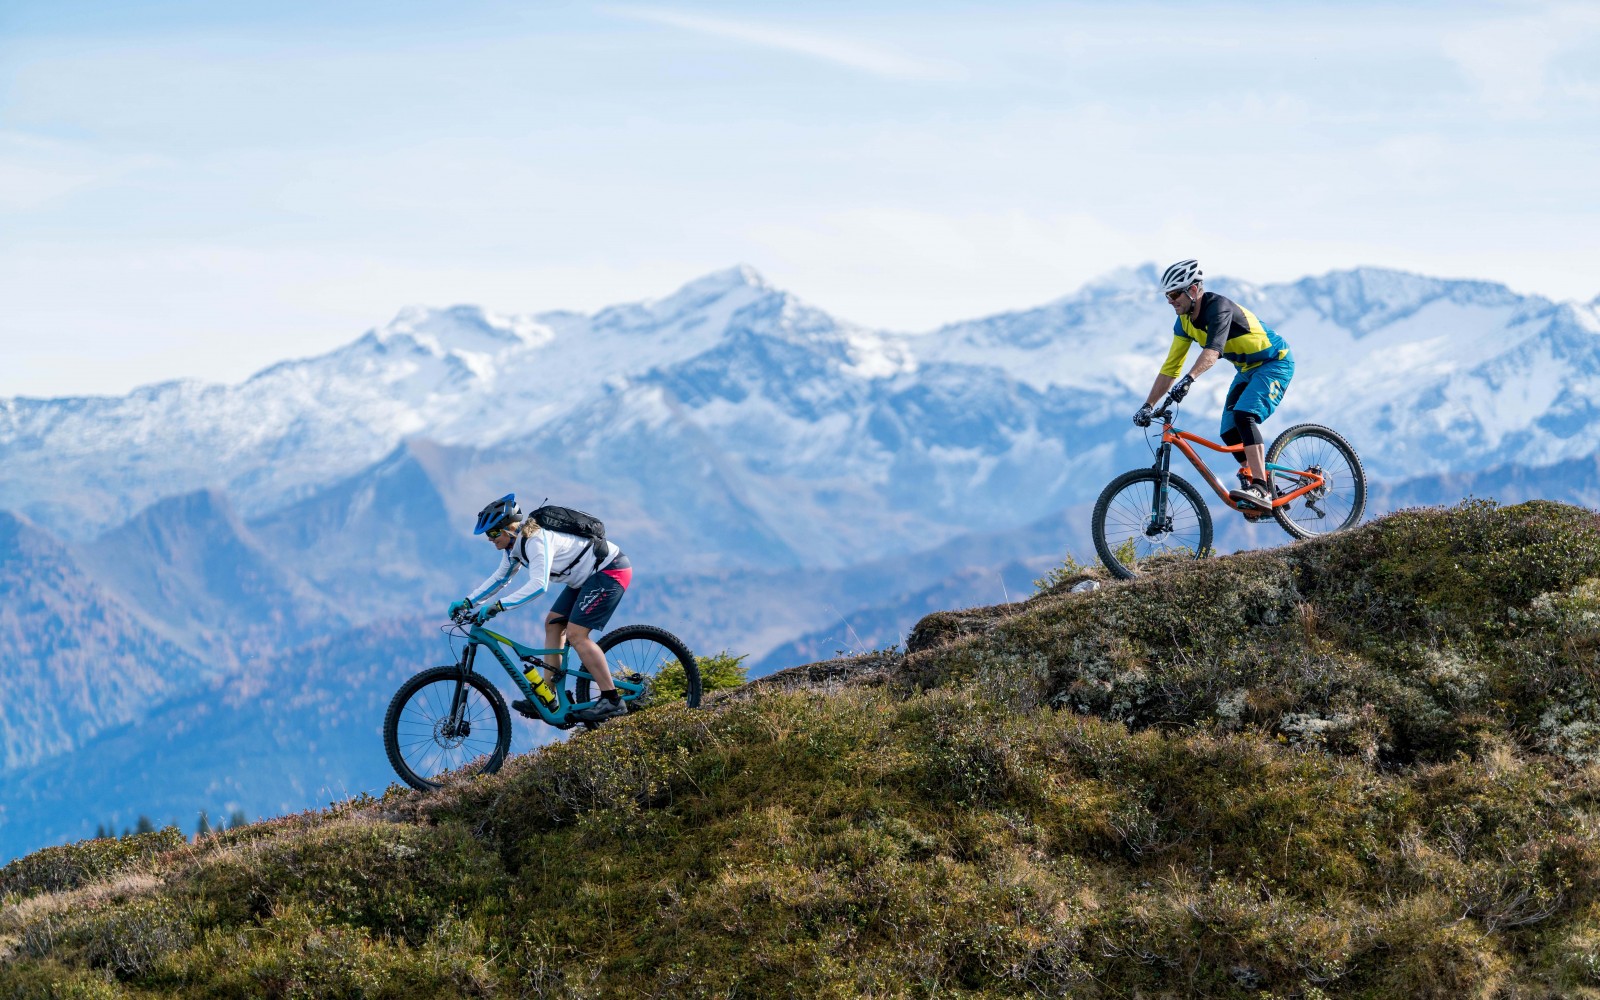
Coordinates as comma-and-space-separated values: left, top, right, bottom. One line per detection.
653, 649, 747, 704
1032, 550, 1092, 593
0, 960, 127, 999
180, 820, 506, 944
19, 896, 193, 979
0, 827, 186, 902
906, 500, 1600, 767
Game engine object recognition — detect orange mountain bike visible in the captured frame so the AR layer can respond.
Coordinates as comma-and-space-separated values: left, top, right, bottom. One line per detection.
1091, 391, 1367, 578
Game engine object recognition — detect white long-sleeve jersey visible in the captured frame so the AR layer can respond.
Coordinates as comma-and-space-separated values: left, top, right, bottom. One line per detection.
465, 529, 617, 611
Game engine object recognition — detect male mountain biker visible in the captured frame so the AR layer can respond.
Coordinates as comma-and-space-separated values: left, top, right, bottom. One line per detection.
1134, 259, 1295, 515
448, 494, 634, 724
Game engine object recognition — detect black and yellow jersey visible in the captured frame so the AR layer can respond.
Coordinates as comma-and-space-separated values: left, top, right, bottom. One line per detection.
1160, 292, 1291, 377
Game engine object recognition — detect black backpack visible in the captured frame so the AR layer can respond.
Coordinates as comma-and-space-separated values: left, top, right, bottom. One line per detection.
526, 504, 607, 576
530, 505, 605, 541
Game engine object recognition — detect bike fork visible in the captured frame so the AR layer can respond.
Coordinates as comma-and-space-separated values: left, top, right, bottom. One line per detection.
446, 644, 478, 732
1148, 442, 1173, 529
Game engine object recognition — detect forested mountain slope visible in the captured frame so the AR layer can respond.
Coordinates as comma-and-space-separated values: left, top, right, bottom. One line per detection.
0, 513, 216, 774
6, 500, 1600, 998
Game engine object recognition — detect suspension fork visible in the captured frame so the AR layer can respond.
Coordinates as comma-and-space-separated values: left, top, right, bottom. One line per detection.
447, 642, 479, 729
1148, 438, 1174, 526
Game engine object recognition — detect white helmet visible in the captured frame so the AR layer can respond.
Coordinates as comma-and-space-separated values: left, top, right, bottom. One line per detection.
1160, 259, 1203, 294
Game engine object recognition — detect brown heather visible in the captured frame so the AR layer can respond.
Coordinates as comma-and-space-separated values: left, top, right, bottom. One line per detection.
6, 500, 1600, 998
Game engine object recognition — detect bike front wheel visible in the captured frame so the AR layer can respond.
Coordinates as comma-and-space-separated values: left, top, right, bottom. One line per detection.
1266, 424, 1367, 540
384, 665, 512, 792
576, 625, 701, 712
1092, 469, 1214, 580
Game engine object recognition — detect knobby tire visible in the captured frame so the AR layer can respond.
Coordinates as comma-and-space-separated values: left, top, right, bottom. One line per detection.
383, 665, 511, 792
1266, 423, 1368, 540
577, 624, 701, 710
1092, 469, 1213, 580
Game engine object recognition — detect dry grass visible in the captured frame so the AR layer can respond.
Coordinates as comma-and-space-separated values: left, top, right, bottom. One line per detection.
6, 500, 1600, 997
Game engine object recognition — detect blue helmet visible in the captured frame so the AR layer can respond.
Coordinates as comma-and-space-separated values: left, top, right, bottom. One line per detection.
473, 493, 522, 535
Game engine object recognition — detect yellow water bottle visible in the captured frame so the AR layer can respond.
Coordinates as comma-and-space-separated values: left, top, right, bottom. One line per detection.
522, 659, 559, 710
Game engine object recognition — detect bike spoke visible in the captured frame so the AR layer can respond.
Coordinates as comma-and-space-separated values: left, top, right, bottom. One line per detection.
1272, 431, 1363, 536
397, 678, 496, 782
1098, 477, 1206, 570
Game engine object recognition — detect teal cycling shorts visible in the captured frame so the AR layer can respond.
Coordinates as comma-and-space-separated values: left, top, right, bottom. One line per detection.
1219, 353, 1294, 439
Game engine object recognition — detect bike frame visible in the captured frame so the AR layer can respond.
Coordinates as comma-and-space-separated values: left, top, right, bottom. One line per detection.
448, 624, 647, 728
1144, 411, 1328, 529
1158, 419, 1327, 508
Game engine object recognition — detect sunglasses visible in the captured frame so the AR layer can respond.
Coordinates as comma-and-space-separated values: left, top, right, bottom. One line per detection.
1166, 288, 1190, 303
485, 526, 506, 540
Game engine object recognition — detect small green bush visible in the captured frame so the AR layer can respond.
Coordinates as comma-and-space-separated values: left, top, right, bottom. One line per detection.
0, 827, 186, 902
1032, 550, 1092, 593
653, 649, 747, 702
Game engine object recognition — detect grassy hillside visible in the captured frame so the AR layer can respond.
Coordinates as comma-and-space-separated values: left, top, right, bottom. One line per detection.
6, 500, 1600, 998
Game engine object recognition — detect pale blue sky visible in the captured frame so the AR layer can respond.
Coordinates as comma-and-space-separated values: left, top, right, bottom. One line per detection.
2, 1, 1597, 396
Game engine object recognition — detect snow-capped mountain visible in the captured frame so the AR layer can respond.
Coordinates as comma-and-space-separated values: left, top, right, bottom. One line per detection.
0, 267, 781, 527
3, 264, 1594, 556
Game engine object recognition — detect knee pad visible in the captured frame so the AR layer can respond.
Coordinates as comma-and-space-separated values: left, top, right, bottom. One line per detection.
1222, 426, 1247, 462
1235, 410, 1265, 448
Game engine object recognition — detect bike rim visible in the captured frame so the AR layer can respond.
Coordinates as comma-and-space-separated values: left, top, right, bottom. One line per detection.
393, 678, 502, 785
604, 636, 690, 705
1269, 434, 1361, 535
1100, 478, 1208, 571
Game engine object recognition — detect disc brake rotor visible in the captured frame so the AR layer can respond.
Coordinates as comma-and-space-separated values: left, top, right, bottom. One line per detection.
433, 716, 469, 748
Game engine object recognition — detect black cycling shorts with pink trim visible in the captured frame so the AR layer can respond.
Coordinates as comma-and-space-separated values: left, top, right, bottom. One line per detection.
549, 553, 632, 631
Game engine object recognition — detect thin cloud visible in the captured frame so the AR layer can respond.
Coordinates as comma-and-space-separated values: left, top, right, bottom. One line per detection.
0, 131, 164, 211
604, 5, 963, 82
1442, 3, 1600, 111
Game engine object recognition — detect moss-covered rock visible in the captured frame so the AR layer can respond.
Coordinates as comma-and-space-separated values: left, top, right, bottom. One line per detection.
904, 500, 1600, 767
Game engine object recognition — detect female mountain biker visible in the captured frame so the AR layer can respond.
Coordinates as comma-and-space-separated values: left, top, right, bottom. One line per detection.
448, 494, 634, 724
1134, 258, 1295, 515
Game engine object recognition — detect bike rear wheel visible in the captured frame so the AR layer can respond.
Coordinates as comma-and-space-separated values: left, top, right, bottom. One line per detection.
384, 665, 511, 791
576, 625, 701, 712
1266, 424, 1367, 540
1092, 469, 1213, 580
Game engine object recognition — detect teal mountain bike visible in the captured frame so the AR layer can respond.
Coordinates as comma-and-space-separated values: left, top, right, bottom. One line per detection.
383, 614, 699, 791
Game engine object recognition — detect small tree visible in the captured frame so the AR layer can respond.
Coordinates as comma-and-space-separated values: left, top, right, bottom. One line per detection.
196, 810, 212, 837
653, 650, 748, 701
135, 815, 154, 834
228, 809, 248, 829
699, 651, 750, 692
1033, 551, 1092, 593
